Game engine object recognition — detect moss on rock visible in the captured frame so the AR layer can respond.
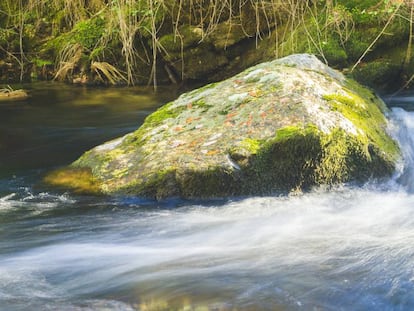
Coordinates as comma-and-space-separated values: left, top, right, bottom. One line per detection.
242, 125, 323, 193
165, 43, 229, 80
44, 167, 102, 194
44, 54, 400, 199
159, 25, 203, 53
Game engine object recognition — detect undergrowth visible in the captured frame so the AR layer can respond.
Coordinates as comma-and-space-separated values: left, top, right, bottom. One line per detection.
0, 0, 413, 87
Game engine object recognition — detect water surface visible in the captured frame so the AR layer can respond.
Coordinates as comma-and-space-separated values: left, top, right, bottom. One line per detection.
1, 84, 414, 310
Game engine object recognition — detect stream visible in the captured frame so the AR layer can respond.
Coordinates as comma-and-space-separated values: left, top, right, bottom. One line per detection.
1, 83, 414, 310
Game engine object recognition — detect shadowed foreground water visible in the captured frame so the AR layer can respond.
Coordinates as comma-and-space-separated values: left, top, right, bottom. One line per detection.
1, 84, 414, 310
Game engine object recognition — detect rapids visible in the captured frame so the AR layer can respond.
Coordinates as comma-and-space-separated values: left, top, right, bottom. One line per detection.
1, 84, 414, 310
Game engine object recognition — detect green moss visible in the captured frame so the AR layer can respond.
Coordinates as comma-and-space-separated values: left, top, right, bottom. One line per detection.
206, 22, 246, 49
274, 125, 310, 140
240, 138, 261, 154
321, 40, 348, 67
345, 37, 371, 62
121, 127, 147, 148
351, 59, 402, 91
343, 78, 384, 110
43, 167, 102, 194
178, 167, 240, 199
336, 0, 381, 10
318, 126, 397, 184
177, 119, 399, 198
46, 16, 106, 52
45, 119, 398, 199
143, 102, 179, 127
272, 0, 409, 76
159, 25, 203, 53
168, 43, 229, 79
38, 15, 106, 67
234, 121, 398, 195
122, 168, 179, 199
185, 81, 218, 96
192, 99, 214, 111
249, 125, 321, 192
228, 138, 262, 167
71, 17, 106, 50
343, 2, 409, 62
322, 88, 400, 164
73, 149, 100, 169
120, 102, 186, 148
317, 129, 366, 183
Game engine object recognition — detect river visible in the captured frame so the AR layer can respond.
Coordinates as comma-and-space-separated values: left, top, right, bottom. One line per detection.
1, 83, 414, 310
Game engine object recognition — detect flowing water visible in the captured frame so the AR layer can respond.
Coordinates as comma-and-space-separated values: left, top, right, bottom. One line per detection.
1, 84, 414, 310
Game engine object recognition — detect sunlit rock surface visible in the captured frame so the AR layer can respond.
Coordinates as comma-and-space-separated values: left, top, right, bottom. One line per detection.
45, 54, 400, 199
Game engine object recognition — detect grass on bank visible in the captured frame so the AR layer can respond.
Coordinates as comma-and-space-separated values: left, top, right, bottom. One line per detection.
0, 0, 413, 87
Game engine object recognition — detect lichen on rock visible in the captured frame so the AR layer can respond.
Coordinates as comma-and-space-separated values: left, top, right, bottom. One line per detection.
45, 54, 400, 199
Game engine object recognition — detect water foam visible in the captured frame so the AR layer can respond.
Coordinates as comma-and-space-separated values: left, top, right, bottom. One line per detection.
2, 109, 414, 310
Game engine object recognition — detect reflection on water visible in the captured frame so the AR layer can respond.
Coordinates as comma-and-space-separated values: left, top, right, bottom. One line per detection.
0, 82, 179, 175
1, 84, 414, 310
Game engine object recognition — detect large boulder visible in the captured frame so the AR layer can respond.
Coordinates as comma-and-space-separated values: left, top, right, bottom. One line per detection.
45, 54, 400, 199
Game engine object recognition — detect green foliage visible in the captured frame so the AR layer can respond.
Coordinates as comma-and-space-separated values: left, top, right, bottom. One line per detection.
32, 58, 53, 67
337, 0, 383, 10
345, 29, 374, 61
321, 40, 348, 67
89, 46, 106, 60
0, 28, 16, 46
343, 0, 401, 24
71, 17, 106, 50
352, 59, 402, 90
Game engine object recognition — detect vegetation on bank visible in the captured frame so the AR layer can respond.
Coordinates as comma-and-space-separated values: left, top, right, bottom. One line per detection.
1, 0, 413, 91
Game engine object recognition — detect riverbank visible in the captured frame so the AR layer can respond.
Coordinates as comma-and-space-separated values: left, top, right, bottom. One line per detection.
1, 0, 414, 92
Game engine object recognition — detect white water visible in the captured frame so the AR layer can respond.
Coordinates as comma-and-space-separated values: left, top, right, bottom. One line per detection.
1, 108, 414, 310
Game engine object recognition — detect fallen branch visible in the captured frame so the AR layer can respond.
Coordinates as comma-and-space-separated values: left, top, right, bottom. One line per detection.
0, 85, 28, 101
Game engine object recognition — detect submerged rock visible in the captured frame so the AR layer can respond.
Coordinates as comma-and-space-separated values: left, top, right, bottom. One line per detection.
45, 54, 400, 199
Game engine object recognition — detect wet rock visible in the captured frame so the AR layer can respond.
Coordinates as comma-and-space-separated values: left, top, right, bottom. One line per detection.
45, 54, 400, 199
